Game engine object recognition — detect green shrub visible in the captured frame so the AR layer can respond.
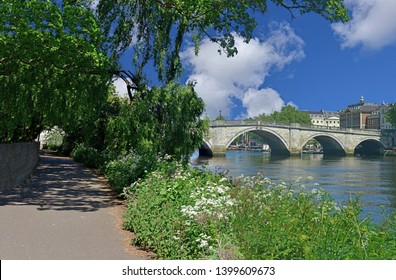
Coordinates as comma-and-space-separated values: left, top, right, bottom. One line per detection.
123, 158, 236, 259
71, 143, 105, 169
123, 161, 396, 260
42, 127, 64, 151
230, 174, 396, 259
104, 151, 154, 195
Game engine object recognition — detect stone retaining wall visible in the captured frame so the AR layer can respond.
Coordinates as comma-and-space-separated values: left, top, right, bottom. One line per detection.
0, 142, 39, 191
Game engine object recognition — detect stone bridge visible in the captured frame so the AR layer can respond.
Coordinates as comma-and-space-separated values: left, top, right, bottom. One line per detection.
200, 120, 385, 157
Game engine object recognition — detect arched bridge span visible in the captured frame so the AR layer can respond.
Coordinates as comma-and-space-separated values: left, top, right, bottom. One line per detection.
200, 121, 385, 157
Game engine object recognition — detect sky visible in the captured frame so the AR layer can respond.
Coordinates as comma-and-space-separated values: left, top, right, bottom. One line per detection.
114, 0, 396, 120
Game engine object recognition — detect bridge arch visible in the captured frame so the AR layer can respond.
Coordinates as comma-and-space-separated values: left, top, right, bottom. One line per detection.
199, 139, 213, 157
354, 138, 385, 156
303, 133, 346, 156
226, 128, 291, 156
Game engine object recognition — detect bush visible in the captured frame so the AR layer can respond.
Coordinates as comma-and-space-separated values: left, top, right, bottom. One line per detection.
104, 151, 154, 195
230, 174, 396, 259
123, 158, 236, 259
71, 143, 105, 169
42, 127, 64, 151
123, 160, 396, 260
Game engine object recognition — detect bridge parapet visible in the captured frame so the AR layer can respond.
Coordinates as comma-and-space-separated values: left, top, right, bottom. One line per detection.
210, 120, 381, 136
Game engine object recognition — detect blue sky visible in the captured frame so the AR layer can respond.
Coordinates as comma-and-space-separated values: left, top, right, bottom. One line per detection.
114, 0, 396, 120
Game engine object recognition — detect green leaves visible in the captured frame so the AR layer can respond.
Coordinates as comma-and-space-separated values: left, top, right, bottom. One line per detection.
105, 82, 207, 163
231, 174, 396, 260
0, 0, 113, 143
273, 0, 350, 22
385, 104, 396, 128
123, 161, 396, 259
123, 159, 234, 259
1, 0, 350, 143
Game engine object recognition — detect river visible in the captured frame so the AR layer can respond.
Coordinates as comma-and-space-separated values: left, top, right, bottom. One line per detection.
191, 151, 396, 222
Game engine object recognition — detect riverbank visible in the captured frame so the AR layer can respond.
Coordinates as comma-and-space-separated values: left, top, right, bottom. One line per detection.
123, 159, 396, 259
192, 151, 396, 223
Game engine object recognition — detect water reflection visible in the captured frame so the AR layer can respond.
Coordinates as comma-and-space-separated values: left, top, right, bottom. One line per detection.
191, 151, 396, 221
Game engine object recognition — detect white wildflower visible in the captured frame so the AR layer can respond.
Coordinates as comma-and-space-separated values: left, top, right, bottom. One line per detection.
198, 240, 208, 248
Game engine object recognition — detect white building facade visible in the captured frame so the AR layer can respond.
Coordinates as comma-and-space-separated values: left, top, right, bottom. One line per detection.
307, 110, 340, 128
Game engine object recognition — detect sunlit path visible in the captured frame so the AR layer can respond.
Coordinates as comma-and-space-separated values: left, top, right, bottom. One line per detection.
0, 155, 150, 260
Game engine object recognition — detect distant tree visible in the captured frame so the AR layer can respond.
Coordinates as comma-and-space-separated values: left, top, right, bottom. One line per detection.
0, 0, 113, 143
250, 105, 312, 125
215, 111, 226, 121
386, 104, 396, 128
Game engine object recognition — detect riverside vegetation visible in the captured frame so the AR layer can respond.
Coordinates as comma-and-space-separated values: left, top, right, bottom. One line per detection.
121, 156, 396, 260
57, 92, 396, 259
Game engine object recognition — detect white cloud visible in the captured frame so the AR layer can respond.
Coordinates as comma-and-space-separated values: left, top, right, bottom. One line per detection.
333, 0, 396, 49
242, 88, 285, 118
112, 77, 128, 97
181, 22, 305, 119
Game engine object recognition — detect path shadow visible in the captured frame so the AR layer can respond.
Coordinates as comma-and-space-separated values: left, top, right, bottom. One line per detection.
0, 155, 122, 212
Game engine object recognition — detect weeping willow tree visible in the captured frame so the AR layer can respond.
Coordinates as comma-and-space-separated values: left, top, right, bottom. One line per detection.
0, 0, 113, 143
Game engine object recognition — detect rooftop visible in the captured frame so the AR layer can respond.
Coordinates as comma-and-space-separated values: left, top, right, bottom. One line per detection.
341, 96, 379, 113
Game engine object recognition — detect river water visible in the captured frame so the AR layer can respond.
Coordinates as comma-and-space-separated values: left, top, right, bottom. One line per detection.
191, 151, 396, 222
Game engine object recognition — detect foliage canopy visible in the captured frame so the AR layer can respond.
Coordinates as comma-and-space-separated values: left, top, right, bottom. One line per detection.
105, 82, 207, 162
0, 0, 113, 143
1, 0, 348, 152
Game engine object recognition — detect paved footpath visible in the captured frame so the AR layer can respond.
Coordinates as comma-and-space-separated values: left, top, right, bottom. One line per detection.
0, 154, 151, 260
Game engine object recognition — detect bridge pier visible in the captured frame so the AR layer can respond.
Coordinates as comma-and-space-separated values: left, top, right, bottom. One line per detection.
211, 145, 227, 157
289, 148, 301, 157
345, 148, 356, 157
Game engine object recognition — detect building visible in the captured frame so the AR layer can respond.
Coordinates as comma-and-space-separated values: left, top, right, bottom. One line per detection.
339, 97, 379, 129
366, 110, 380, 129
306, 110, 340, 128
